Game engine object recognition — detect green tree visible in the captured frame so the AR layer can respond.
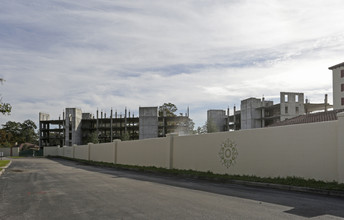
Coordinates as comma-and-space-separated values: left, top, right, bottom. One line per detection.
0, 129, 14, 148
159, 103, 177, 117
47, 131, 63, 146
121, 132, 130, 141
186, 118, 195, 134
0, 119, 38, 147
2, 121, 21, 142
0, 101, 11, 115
177, 118, 196, 135
196, 126, 204, 134
158, 103, 198, 135
197, 120, 219, 134
21, 120, 38, 143
0, 78, 12, 115
84, 132, 99, 144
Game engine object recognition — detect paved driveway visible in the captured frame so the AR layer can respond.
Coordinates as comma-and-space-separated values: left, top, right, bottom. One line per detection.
1, 158, 344, 219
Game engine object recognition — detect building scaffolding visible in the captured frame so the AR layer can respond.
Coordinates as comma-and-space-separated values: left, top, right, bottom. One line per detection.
39, 107, 191, 147
208, 92, 332, 132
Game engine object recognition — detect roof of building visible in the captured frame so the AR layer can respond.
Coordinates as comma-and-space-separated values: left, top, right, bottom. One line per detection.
268, 109, 344, 127
329, 62, 344, 70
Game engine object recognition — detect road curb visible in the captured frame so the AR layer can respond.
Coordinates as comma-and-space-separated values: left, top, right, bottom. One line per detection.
0, 160, 12, 176
51, 156, 344, 198
227, 179, 344, 198
132, 170, 344, 198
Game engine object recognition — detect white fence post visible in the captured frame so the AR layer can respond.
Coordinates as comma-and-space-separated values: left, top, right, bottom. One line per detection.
88, 143, 92, 161
166, 133, 178, 169
113, 139, 121, 164
337, 112, 344, 183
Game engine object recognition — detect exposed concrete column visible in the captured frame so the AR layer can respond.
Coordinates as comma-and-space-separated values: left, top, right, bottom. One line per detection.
233, 106, 236, 130
167, 133, 178, 169
325, 94, 328, 112
139, 107, 158, 139
337, 112, 344, 183
162, 110, 165, 136
62, 111, 65, 146
207, 110, 226, 132
113, 139, 121, 164
96, 110, 99, 138
226, 107, 230, 131
125, 108, 128, 135
39, 112, 50, 148
65, 108, 82, 146
110, 109, 113, 142
39, 119, 42, 148
261, 98, 265, 128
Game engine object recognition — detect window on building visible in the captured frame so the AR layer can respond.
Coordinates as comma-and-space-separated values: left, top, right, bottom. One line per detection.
342, 98, 344, 106
296, 107, 299, 114
295, 95, 299, 102
284, 94, 288, 102
265, 111, 270, 117
341, 70, 344, 78
285, 106, 288, 114
341, 84, 344, 92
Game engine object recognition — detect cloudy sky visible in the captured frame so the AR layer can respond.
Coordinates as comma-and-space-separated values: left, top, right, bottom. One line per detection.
0, 0, 343, 128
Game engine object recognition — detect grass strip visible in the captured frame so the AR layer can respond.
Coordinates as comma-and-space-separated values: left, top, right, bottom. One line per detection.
48, 156, 344, 192
0, 160, 10, 167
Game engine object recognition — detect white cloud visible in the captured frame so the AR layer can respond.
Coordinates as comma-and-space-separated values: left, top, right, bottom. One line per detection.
1, 0, 344, 128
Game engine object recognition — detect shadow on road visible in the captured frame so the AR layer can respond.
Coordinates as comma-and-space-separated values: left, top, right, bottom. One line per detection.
49, 157, 344, 218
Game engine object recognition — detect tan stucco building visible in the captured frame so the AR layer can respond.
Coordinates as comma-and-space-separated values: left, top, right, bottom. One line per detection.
329, 62, 344, 110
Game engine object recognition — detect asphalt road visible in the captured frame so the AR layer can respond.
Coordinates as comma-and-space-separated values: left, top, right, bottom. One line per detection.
1, 158, 344, 220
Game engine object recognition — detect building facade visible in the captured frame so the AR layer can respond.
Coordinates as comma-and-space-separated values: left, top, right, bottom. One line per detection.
329, 62, 344, 110
207, 110, 228, 132
239, 92, 306, 129
207, 92, 330, 131
39, 107, 191, 147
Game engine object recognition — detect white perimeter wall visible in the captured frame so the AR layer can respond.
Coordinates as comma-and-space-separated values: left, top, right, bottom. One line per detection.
173, 121, 337, 182
0, 147, 19, 157
117, 138, 169, 168
74, 145, 88, 160
44, 113, 344, 183
63, 147, 73, 158
90, 143, 114, 163
43, 147, 58, 157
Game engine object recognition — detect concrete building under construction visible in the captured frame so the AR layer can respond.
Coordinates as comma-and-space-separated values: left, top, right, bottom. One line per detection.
39, 107, 191, 147
329, 61, 344, 110
207, 92, 332, 132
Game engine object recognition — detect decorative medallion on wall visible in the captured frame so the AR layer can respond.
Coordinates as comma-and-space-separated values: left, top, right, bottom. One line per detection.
218, 139, 238, 168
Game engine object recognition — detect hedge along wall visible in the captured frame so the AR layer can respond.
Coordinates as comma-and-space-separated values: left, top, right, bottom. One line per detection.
43, 112, 344, 183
